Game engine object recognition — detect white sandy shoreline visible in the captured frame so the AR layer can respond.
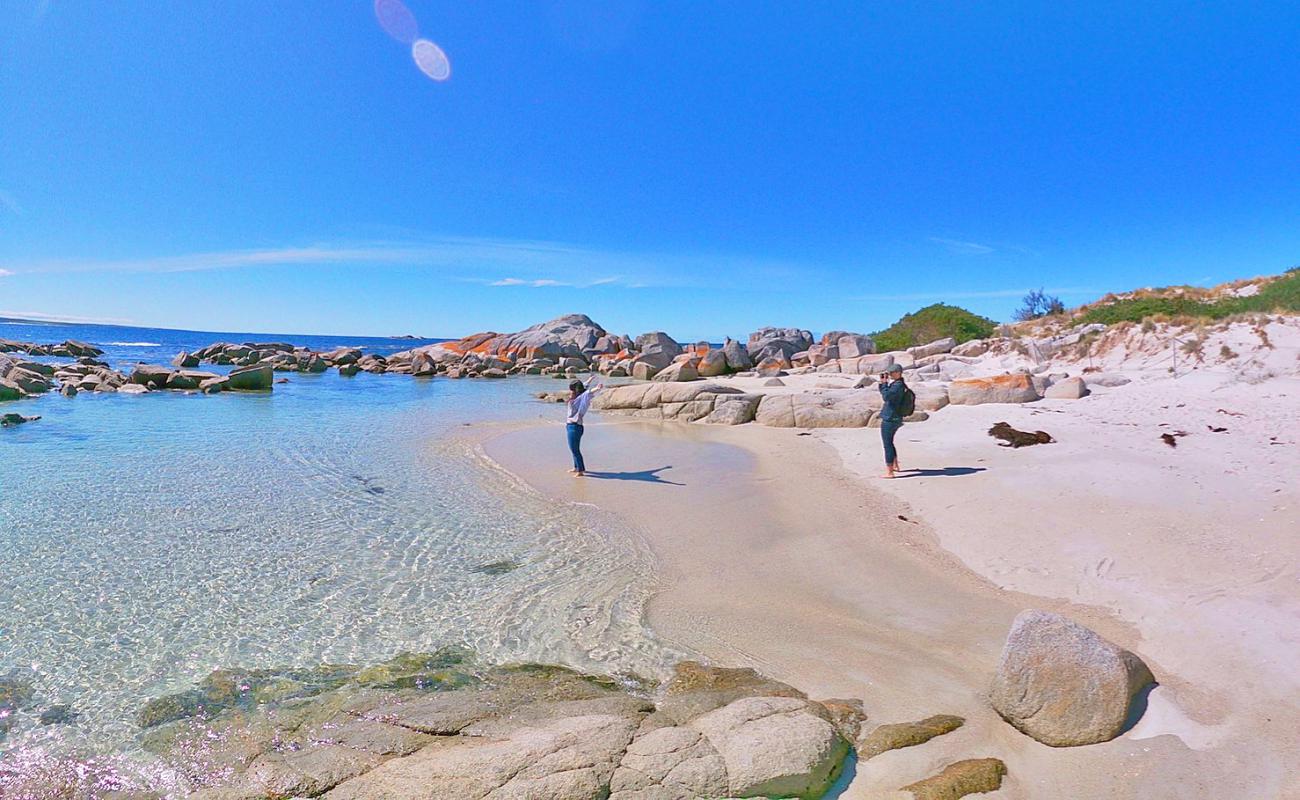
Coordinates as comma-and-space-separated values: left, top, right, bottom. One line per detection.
484, 386, 1299, 799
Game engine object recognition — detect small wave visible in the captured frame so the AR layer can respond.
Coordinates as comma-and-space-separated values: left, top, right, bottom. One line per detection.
103, 341, 162, 347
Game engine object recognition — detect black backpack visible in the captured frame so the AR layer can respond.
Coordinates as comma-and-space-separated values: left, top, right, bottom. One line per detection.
897, 383, 916, 418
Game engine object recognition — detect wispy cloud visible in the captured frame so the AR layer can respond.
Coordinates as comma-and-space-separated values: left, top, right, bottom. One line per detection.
2, 236, 739, 289
488, 276, 627, 288
0, 269, 14, 278
854, 287, 1098, 302
1, 235, 856, 295
0, 309, 137, 325
929, 237, 995, 255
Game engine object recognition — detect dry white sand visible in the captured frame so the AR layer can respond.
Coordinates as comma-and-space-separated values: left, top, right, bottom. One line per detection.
485, 348, 1299, 798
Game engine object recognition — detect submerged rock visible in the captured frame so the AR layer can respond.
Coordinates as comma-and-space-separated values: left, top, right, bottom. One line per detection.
471, 559, 523, 575
136, 658, 852, 800
1, 412, 40, 426
989, 610, 1154, 747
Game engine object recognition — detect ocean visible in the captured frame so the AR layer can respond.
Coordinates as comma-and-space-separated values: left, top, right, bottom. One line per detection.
0, 319, 669, 788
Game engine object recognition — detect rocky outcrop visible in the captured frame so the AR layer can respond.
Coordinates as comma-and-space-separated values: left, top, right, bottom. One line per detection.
633, 331, 684, 370
0, 338, 104, 358
1, 412, 40, 426
753, 389, 878, 428
989, 610, 1154, 747
948, 373, 1041, 405
130, 656, 852, 800
748, 327, 813, 364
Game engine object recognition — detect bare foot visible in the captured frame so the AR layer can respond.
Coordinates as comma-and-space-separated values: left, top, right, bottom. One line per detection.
881, 469, 896, 479
575, 471, 586, 477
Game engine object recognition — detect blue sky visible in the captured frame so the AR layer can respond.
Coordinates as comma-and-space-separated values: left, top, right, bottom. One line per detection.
0, 1, 1297, 339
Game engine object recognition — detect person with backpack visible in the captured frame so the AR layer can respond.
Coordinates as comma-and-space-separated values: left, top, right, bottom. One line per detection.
877, 363, 914, 478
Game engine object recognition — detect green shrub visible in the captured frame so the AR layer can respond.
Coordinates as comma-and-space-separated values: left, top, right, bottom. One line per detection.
1077, 271, 1300, 326
872, 304, 998, 352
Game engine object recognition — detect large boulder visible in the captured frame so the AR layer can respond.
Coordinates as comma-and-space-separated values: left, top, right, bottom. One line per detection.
755, 356, 787, 377
696, 348, 729, 377
686, 696, 848, 798
989, 610, 1154, 747
634, 331, 683, 370
0, 379, 26, 400
754, 390, 876, 428
227, 364, 274, 391
747, 327, 813, 363
721, 337, 753, 371
835, 334, 876, 359
704, 395, 761, 425
908, 337, 957, 359
1045, 377, 1090, 399
949, 373, 1041, 405
655, 361, 707, 382
631, 360, 661, 381
166, 370, 220, 390
130, 364, 174, 388
172, 351, 200, 368
5, 367, 51, 394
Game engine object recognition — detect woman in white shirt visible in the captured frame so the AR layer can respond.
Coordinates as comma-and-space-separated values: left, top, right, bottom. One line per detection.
565, 379, 603, 476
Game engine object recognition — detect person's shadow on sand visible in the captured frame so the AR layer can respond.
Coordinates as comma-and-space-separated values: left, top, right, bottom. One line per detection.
583, 466, 684, 486
893, 466, 986, 478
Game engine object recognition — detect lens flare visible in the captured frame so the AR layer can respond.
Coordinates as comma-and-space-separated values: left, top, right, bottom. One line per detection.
412, 39, 452, 81
374, 0, 419, 44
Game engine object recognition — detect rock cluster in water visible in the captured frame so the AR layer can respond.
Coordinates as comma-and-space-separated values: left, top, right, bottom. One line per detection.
3, 317, 1127, 424
7, 651, 1010, 800
0, 603, 1148, 798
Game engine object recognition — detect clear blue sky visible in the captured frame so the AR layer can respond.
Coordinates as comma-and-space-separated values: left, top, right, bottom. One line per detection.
1, 1, 1297, 339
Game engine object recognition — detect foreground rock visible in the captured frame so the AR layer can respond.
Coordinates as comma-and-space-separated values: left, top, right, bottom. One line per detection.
948, 373, 1041, 405
989, 610, 1154, 746
858, 714, 965, 759
127, 656, 854, 800
900, 758, 1007, 800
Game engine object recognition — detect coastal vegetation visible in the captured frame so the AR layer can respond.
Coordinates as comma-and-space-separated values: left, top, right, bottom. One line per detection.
1076, 268, 1300, 325
871, 304, 998, 352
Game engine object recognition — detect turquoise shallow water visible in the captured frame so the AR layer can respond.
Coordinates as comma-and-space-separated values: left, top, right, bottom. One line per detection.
0, 321, 670, 784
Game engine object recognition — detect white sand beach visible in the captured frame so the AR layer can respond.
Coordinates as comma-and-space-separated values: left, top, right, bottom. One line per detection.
485, 363, 1300, 798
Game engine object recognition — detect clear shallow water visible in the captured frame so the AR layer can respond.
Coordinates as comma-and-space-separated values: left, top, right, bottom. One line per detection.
0, 321, 670, 783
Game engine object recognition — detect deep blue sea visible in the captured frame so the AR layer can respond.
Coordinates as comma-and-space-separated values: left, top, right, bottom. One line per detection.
0, 319, 667, 790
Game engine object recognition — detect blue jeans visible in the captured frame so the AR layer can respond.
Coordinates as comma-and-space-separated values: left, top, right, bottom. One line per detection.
880, 417, 902, 466
566, 423, 586, 472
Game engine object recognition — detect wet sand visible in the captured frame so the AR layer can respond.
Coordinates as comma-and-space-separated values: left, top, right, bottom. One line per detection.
483, 417, 1287, 798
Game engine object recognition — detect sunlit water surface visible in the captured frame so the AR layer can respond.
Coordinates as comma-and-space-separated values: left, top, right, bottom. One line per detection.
0, 321, 670, 788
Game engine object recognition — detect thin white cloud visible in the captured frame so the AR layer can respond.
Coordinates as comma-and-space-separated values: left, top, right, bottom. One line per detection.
930, 237, 995, 255
0, 269, 14, 278
854, 287, 1098, 302
5, 238, 674, 287
488, 275, 627, 288
0, 309, 137, 325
